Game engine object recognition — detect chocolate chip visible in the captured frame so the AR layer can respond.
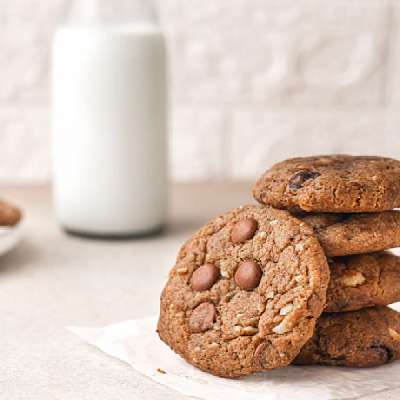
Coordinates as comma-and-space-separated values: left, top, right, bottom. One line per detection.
253, 341, 268, 369
231, 218, 258, 244
189, 302, 216, 333
235, 260, 262, 290
191, 263, 220, 291
288, 170, 321, 190
370, 343, 395, 364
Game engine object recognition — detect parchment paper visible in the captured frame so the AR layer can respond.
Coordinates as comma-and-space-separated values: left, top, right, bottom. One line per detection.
69, 303, 400, 400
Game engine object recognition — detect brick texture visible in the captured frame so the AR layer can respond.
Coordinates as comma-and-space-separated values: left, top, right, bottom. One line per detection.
0, 0, 398, 182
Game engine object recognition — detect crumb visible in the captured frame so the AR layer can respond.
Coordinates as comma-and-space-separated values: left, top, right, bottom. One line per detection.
156, 368, 166, 374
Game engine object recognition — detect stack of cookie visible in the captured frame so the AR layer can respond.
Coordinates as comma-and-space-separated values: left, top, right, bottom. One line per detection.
253, 155, 400, 367
158, 155, 400, 378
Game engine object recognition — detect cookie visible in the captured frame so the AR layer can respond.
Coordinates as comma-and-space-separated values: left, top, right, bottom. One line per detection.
294, 306, 400, 367
253, 155, 400, 213
157, 205, 329, 378
299, 211, 400, 257
0, 200, 22, 226
326, 252, 400, 312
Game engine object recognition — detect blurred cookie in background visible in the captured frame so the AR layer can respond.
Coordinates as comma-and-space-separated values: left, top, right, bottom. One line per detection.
0, 199, 23, 257
0, 200, 22, 227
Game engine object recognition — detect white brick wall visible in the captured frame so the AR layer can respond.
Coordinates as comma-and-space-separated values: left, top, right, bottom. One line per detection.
0, 0, 399, 183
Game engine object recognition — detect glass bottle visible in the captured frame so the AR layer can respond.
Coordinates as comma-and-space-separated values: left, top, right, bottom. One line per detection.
52, 0, 167, 237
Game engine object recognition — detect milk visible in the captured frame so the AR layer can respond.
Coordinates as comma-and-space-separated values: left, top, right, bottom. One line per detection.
52, 24, 167, 236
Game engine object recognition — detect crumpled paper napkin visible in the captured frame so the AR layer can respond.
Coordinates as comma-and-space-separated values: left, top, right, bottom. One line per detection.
69, 304, 400, 400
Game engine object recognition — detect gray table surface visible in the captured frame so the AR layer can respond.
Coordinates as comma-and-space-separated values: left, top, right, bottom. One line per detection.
1, 184, 399, 400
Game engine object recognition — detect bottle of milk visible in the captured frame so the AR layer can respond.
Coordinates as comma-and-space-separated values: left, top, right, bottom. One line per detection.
52, 0, 167, 237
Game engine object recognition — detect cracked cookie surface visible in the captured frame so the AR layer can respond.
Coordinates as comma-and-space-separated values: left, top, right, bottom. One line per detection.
294, 306, 400, 367
298, 211, 400, 257
0, 200, 22, 226
253, 155, 400, 213
157, 205, 329, 377
326, 252, 400, 312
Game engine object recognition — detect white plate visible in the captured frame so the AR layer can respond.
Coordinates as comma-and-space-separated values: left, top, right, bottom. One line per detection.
0, 224, 21, 256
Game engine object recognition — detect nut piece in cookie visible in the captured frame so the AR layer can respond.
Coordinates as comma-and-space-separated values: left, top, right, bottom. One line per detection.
253, 155, 400, 213
158, 205, 329, 377
295, 306, 400, 367
0, 200, 22, 227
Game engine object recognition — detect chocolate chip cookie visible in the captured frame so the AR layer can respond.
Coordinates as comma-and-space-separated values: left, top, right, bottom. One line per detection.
294, 306, 400, 367
326, 252, 400, 312
0, 200, 22, 226
299, 211, 400, 257
253, 155, 400, 213
157, 205, 329, 378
